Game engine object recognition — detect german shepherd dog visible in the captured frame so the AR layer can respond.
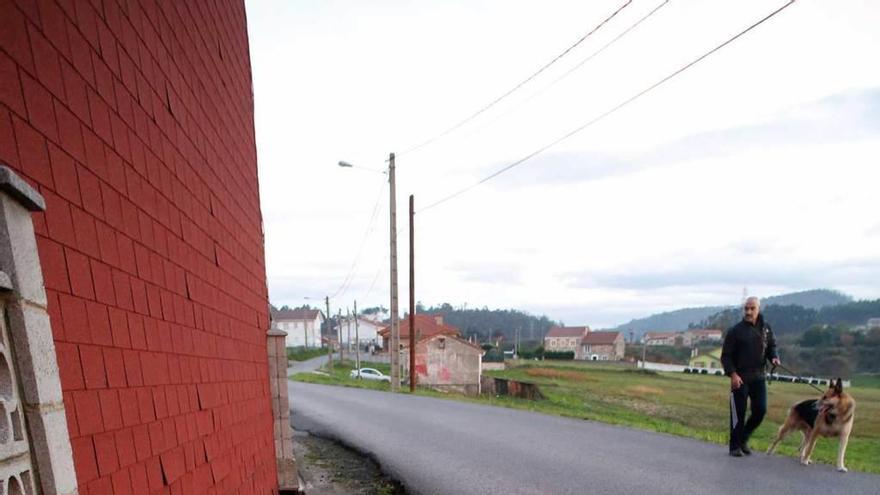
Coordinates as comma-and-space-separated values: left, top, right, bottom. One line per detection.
766, 378, 855, 472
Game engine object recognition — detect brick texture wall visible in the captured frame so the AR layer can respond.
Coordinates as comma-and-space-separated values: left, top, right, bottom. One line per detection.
1, 0, 277, 493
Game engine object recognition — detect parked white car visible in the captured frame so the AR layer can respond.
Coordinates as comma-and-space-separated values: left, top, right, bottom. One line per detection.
349, 368, 390, 382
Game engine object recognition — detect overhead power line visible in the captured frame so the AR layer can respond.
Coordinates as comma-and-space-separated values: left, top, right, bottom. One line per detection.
329, 178, 388, 300
401, 0, 634, 156
419, 0, 798, 213
472, 0, 671, 133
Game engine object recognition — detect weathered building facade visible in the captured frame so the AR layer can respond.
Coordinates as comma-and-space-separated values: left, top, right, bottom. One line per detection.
403, 334, 484, 395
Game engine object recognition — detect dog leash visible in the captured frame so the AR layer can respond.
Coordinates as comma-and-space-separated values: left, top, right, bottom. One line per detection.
769, 363, 826, 394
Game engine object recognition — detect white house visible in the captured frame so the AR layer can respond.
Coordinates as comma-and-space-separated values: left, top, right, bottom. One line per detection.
335, 316, 384, 350
273, 308, 324, 348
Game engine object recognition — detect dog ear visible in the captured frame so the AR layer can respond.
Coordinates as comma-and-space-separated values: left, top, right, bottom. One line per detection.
834, 377, 843, 394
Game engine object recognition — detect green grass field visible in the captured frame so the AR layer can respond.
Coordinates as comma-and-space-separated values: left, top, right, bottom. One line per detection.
287, 347, 329, 362
292, 359, 880, 473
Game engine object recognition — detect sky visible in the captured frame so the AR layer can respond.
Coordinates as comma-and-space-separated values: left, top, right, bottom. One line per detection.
245, 0, 880, 328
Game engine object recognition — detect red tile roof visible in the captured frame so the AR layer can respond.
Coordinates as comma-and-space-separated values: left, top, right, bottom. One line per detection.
545, 326, 590, 338
379, 314, 460, 340
582, 331, 621, 345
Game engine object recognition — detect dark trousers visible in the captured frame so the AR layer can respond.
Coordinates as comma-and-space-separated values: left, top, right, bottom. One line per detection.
729, 378, 767, 451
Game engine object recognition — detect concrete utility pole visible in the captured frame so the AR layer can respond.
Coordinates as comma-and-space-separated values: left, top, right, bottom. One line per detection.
325, 296, 333, 368
409, 194, 416, 392
354, 300, 361, 378
389, 152, 400, 391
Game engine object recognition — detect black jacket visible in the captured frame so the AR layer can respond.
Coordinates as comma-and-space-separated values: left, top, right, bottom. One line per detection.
720, 314, 778, 382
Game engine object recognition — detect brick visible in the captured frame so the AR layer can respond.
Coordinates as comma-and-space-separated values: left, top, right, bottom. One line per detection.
111, 269, 133, 310
75, 0, 101, 52
96, 221, 120, 267
91, 259, 115, 305
61, 59, 91, 126
97, 22, 119, 77
79, 345, 106, 389
137, 387, 156, 422
122, 349, 142, 386
73, 390, 103, 435
160, 446, 185, 484
12, 114, 53, 188
100, 181, 122, 229
83, 127, 107, 181
49, 141, 81, 205
98, 388, 123, 431
87, 88, 112, 144
0, 50, 26, 116
71, 436, 99, 483
153, 386, 168, 419
146, 456, 164, 491
132, 425, 151, 462
77, 165, 103, 217
45, 290, 66, 340
93, 431, 119, 475
42, 189, 76, 246
35, 236, 70, 292
71, 206, 100, 257
111, 467, 132, 494
0, 1, 35, 74
20, 71, 59, 143
128, 311, 147, 348
87, 476, 112, 493
105, 145, 126, 192
64, 390, 79, 437
65, 247, 94, 299
128, 463, 148, 495
92, 52, 116, 109
118, 388, 140, 427
27, 22, 65, 98
0, 108, 20, 168
108, 306, 131, 349
86, 300, 112, 345
55, 341, 84, 390
102, 346, 126, 388
66, 20, 95, 86
148, 420, 163, 455
59, 293, 89, 343
36, 0, 71, 60
55, 99, 87, 161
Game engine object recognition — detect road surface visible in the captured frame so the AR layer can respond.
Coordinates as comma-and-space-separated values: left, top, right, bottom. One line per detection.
289, 381, 879, 495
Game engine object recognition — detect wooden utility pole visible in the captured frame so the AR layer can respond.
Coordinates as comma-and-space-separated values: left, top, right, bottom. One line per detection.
325, 296, 333, 368
389, 152, 400, 391
409, 194, 416, 392
354, 300, 361, 378
346, 308, 352, 360
338, 308, 344, 363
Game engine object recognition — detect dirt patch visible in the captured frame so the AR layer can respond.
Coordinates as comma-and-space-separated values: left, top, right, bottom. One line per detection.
625, 385, 664, 396
294, 430, 405, 495
525, 368, 596, 382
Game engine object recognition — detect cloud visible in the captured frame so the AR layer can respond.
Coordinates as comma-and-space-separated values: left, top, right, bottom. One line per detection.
564, 257, 880, 292
446, 262, 524, 285
483, 87, 880, 187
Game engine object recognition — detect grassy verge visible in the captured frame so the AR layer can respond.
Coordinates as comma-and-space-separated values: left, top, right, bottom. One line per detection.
287, 347, 328, 362
292, 359, 880, 474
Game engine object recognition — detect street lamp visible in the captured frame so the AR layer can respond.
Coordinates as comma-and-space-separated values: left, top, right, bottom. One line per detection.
338, 153, 400, 392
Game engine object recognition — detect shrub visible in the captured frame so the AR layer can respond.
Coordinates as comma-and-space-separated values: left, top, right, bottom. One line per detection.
544, 351, 575, 360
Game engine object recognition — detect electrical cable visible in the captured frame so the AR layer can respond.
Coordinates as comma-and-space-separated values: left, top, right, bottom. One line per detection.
401, 0, 634, 156
419, 0, 797, 213
329, 178, 387, 299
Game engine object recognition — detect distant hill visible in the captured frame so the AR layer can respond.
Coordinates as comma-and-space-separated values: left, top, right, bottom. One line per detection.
763, 289, 852, 309
611, 306, 726, 336
611, 289, 853, 338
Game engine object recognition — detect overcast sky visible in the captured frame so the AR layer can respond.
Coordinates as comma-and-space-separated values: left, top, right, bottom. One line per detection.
246, 0, 880, 327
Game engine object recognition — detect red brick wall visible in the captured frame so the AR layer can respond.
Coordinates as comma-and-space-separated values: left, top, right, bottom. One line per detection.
1, 0, 277, 493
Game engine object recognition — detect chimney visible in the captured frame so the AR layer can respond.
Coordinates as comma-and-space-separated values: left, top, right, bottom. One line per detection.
434, 315, 444, 326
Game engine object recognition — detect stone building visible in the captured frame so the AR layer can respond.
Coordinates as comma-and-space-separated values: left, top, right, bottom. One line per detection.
578, 331, 625, 361
403, 334, 485, 395
544, 326, 590, 353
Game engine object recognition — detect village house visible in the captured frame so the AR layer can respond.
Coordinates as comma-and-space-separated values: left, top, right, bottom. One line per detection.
273, 308, 325, 348
379, 314, 460, 350
336, 315, 385, 350
544, 326, 591, 353
689, 347, 723, 370
578, 331, 625, 361
402, 333, 485, 395
643, 331, 679, 346
685, 328, 722, 344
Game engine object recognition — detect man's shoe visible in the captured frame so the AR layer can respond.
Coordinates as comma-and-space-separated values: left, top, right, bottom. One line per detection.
741, 444, 752, 455
729, 448, 744, 457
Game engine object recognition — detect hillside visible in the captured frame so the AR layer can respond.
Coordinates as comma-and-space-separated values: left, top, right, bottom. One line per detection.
611, 289, 853, 338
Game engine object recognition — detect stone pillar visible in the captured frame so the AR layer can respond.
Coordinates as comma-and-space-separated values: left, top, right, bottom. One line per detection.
0, 165, 78, 494
267, 326, 297, 491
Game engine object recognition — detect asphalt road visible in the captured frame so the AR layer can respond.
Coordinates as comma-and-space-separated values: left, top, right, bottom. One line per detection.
289, 381, 879, 495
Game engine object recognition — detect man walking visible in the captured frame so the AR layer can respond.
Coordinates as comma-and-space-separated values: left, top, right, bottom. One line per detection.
721, 296, 780, 457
